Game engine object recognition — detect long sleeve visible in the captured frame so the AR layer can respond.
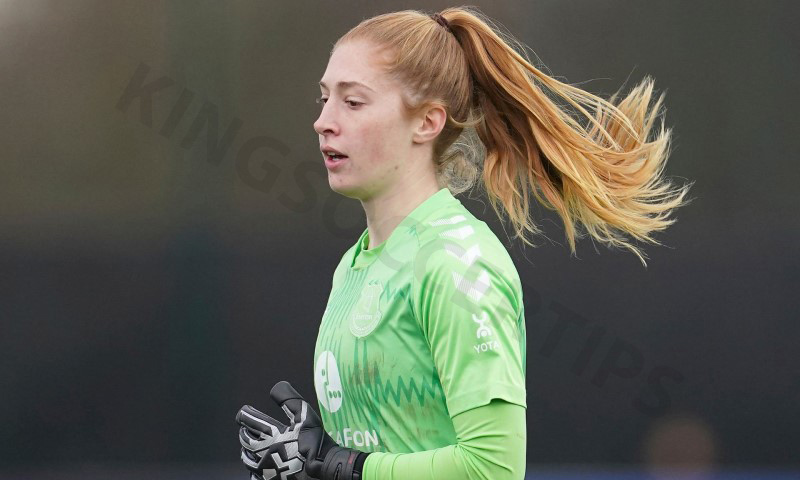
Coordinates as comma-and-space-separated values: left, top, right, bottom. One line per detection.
361, 399, 526, 480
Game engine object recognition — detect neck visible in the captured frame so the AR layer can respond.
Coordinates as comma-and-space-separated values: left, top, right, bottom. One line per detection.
361, 176, 441, 250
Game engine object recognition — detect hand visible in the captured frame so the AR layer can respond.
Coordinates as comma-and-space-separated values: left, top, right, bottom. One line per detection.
236, 381, 368, 480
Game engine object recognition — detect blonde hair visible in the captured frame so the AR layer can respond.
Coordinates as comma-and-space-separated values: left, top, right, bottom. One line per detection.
335, 6, 694, 267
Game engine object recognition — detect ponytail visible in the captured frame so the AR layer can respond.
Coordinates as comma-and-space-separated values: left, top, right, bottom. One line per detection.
337, 6, 694, 267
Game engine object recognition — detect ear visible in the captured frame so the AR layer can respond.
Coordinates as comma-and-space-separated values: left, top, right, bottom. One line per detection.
412, 103, 448, 144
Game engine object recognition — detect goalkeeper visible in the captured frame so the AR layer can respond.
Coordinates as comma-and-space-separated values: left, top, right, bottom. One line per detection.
237, 2, 687, 479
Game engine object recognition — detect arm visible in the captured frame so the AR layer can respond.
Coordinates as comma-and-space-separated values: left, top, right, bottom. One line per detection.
362, 398, 526, 480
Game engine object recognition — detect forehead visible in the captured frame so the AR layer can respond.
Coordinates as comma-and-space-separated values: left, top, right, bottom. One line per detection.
319, 41, 394, 91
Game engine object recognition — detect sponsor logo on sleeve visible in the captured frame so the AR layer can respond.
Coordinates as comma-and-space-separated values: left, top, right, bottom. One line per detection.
473, 310, 501, 354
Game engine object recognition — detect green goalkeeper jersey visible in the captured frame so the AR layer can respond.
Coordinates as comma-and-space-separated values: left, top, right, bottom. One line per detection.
313, 187, 526, 453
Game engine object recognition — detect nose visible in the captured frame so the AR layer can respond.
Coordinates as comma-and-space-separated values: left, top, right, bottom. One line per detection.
313, 100, 338, 136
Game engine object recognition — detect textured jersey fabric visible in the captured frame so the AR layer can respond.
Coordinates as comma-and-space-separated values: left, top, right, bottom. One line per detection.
313, 187, 526, 458
362, 399, 527, 480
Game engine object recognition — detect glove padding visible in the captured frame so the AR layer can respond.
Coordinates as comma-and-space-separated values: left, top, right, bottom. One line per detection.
236, 381, 367, 480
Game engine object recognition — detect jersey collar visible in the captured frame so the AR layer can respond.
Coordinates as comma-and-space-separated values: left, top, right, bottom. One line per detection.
350, 188, 457, 270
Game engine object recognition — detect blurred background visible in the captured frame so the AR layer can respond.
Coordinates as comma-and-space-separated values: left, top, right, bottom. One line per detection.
1, 0, 798, 478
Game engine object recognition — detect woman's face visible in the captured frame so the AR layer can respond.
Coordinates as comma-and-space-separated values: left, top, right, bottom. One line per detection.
314, 40, 421, 201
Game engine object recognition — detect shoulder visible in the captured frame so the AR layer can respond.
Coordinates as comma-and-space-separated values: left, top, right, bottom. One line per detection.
414, 204, 517, 276
411, 203, 522, 310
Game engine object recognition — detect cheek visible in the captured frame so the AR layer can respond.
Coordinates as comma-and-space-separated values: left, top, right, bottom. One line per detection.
354, 121, 397, 169
359, 125, 384, 158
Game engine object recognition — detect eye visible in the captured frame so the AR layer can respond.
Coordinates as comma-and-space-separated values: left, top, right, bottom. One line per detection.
316, 96, 362, 108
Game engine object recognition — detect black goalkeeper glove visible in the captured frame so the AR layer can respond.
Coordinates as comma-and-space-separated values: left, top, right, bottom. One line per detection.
236, 381, 370, 480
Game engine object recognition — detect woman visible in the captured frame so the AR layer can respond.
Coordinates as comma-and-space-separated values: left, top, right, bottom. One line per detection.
236, 7, 692, 480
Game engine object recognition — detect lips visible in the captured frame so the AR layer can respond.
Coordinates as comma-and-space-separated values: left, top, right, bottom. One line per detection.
321, 145, 347, 158
324, 156, 347, 170
324, 152, 348, 161
321, 145, 349, 170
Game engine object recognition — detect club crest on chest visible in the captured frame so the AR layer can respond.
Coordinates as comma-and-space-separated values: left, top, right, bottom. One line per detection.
349, 280, 384, 338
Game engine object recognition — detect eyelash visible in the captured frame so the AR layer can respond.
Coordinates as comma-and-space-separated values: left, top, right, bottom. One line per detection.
316, 97, 362, 108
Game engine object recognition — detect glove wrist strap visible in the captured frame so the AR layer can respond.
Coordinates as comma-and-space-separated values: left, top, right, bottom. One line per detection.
322, 447, 370, 480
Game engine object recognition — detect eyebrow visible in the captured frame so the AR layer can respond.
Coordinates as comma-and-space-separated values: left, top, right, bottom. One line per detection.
318, 80, 375, 92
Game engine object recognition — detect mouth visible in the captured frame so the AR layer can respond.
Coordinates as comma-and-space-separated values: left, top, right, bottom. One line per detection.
323, 151, 349, 169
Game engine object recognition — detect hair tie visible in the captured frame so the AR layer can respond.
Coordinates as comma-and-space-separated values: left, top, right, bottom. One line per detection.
431, 13, 452, 33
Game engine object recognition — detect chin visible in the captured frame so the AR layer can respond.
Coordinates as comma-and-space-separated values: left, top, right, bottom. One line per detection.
328, 180, 372, 201
328, 180, 359, 198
